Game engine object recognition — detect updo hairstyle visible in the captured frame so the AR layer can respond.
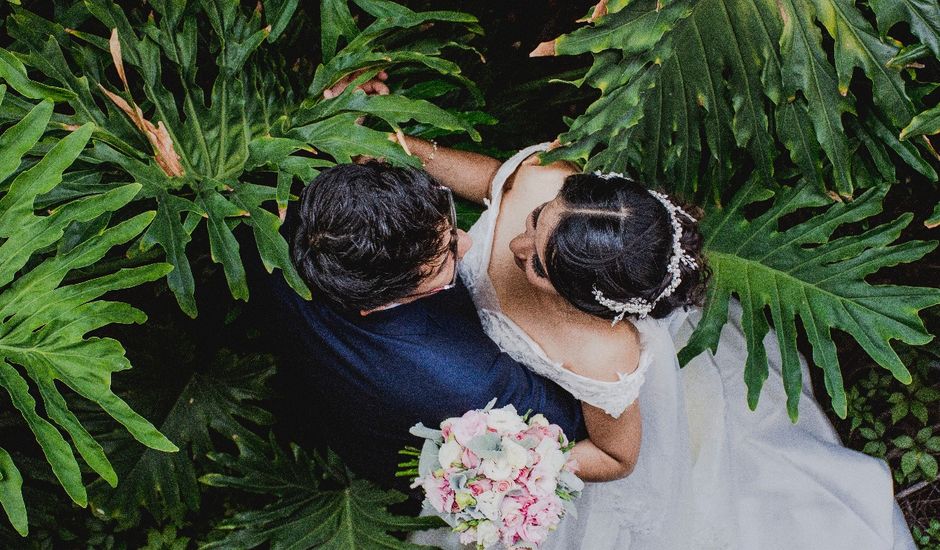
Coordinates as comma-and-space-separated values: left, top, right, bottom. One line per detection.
541, 173, 709, 321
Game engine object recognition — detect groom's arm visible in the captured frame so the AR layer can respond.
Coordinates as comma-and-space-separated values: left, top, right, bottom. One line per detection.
396, 134, 501, 205
479, 352, 587, 441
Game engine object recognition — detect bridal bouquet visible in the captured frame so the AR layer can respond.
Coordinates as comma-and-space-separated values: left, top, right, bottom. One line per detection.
404, 400, 583, 549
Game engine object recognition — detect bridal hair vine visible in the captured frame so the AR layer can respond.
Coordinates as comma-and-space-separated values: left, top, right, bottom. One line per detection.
591, 171, 698, 325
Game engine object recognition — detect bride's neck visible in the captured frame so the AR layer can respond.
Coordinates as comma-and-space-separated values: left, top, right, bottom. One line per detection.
532, 287, 610, 330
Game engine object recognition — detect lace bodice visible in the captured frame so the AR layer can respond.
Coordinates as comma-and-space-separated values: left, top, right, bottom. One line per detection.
457, 143, 653, 418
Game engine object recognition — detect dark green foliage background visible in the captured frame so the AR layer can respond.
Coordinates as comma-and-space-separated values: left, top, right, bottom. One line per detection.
0, 0, 937, 548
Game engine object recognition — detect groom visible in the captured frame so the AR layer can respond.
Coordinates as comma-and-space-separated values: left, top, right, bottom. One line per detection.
266, 155, 585, 490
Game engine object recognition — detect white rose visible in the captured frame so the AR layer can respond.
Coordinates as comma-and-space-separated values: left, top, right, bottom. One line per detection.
475, 490, 504, 521
528, 413, 549, 428
481, 457, 514, 481
529, 438, 568, 494
475, 519, 500, 548
485, 406, 528, 434
439, 440, 462, 468
502, 437, 530, 469
535, 437, 567, 473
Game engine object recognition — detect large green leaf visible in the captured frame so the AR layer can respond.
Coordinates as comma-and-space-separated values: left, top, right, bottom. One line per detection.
6, 0, 481, 315
88, 349, 275, 529
0, 99, 174, 536
201, 437, 444, 549
544, 0, 937, 200
900, 103, 940, 142
678, 178, 940, 420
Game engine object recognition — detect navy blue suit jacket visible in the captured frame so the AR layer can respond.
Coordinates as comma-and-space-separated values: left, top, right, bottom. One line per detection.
265, 269, 587, 489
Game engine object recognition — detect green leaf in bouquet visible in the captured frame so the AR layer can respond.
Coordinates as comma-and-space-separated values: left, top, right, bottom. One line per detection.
678, 176, 940, 421
201, 436, 444, 549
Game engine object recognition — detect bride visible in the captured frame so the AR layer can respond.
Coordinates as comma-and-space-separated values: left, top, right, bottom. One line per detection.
405, 140, 915, 549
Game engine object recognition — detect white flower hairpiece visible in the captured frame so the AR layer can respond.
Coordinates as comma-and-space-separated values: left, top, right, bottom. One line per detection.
591, 171, 698, 325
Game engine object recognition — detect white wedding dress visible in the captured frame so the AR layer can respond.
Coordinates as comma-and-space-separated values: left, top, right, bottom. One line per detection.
411, 145, 915, 549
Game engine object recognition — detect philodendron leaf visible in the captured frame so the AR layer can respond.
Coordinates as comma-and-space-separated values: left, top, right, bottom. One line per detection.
548, 0, 936, 200
900, 104, 940, 144
8, 0, 481, 316
0, 449, 25, 536
199, 188, 250, 302
294, 90, 481, 141
928, 202, 940, 229
0, 100, 175, 536
678, 177, 940, 421
89, 350, 275, 529
201, 437, 444, 549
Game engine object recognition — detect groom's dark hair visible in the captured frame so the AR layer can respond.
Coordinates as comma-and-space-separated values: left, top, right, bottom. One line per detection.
290, 161, 452, 312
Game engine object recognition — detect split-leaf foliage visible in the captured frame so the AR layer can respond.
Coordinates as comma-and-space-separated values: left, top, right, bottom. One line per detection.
0, 0, 483, 538
0, 92, 174, 536
201, 438, 444, 549
546, 0, 940, 420
3, 0, 481, 317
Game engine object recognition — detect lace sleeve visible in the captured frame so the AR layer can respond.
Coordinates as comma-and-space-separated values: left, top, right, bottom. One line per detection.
476, 309, 653, 418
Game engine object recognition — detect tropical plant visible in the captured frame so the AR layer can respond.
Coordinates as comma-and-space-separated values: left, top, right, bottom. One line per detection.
674, 176, 940, 419
200, 436, 445, 549
0, 93, 174, 536
3, 0, 482, 317
540, 0, 940, 420
86, 348, 277, 529
912, 518, 940, 549
895, 426, 940, 484
0, 0, 485, 538
541, 0, 939, 199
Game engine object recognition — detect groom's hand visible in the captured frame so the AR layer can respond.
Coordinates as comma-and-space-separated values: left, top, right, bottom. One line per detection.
323, 69, 390, 99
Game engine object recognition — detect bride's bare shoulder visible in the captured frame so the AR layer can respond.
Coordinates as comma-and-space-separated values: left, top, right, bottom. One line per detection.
563, 321, 643, 383
503, 157, 578, 197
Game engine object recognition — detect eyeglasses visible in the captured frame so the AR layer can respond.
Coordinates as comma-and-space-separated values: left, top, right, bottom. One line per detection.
373, 186, 459, 311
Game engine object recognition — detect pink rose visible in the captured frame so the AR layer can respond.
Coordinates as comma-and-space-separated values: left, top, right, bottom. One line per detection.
461, 448, 480, 469
453, 410, 488, 446
526, 496, 563, 528
519, 521, 550, 546
468, 478, 492, 496
525, 425, 553, 442
441, 421, 454, 441
494, 479, 512, 493
500, 494, 528, 536
422, 475, 454, 514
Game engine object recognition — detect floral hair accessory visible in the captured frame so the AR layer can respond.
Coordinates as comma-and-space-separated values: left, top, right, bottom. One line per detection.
591, 171, 697, 325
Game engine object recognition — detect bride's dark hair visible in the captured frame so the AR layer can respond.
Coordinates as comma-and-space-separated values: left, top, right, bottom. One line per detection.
540, 173, 709, 321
